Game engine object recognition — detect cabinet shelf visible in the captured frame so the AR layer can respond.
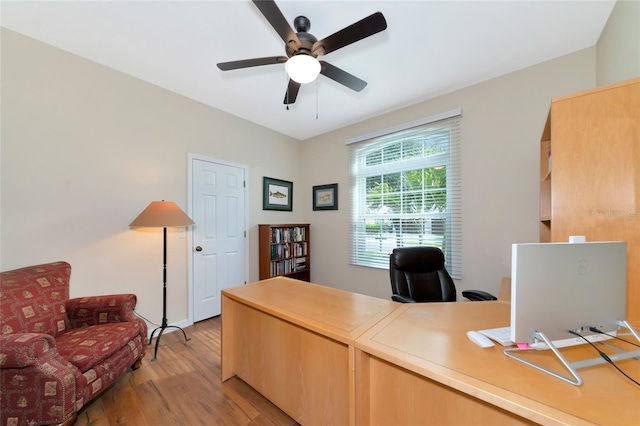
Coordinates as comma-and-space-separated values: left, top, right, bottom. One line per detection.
539, 127, 552, 243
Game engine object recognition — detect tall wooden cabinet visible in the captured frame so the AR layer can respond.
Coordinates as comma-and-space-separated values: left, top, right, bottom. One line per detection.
259, 224, 310, 282
539, 78, 640, 324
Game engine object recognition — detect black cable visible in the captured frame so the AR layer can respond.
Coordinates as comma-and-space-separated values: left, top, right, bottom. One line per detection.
568, 330, 640, 387
588, 326, 640, 348
133, 309, 160, 327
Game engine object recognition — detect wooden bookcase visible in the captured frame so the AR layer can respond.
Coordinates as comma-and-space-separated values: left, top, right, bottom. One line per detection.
259, 224, 310, 281
539, 78, 639, 324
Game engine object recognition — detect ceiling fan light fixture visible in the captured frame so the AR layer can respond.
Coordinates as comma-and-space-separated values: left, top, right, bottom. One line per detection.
285, 55, 320, 84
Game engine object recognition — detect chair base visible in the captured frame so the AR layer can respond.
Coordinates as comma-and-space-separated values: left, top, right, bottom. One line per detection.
131, 354, 144, 370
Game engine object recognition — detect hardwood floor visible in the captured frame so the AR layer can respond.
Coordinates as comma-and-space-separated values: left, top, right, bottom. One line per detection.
75, 316, 298, 426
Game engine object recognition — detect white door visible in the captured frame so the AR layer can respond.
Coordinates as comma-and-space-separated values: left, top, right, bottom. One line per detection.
191, 157, 247, 321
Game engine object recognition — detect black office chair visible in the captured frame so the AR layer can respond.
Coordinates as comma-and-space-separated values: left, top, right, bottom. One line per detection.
389, 246, 496, 303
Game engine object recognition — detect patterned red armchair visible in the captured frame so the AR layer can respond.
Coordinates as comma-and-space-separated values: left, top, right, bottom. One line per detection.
1, 261, 147, 426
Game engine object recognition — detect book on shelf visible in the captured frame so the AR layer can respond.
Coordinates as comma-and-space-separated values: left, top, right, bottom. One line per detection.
270, 226, 306, 244
271, 243, 291, 260
270, 242, 308, 260
269, 256, 308, 276
294, 257, 307, 271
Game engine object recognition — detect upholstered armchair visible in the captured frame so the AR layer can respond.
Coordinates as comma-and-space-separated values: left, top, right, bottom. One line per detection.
1, 261, 147, 426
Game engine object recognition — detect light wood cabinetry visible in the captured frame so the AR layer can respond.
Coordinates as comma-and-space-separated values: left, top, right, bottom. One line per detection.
258, 224, 310, 281
539, 78, 640, 323
221, 277, 399, 426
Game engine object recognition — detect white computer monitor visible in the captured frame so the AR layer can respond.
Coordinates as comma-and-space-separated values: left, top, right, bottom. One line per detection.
510, 241, 627, 346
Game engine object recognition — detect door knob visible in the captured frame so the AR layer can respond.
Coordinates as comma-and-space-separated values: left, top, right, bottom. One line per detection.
195, 246, 203, 252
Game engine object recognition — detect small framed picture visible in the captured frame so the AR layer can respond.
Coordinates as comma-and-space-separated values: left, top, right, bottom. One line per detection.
263, 177, 293, 211
313, 183, 338, 211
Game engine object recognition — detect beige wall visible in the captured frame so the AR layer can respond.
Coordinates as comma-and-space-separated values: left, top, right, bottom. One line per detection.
596, 0, 640, 85
1, 28, 303, 327
300, 49, 596, 299
2, 3, 632, 328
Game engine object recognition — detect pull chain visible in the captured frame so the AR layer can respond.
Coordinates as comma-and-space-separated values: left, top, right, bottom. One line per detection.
285, 72, 289, 111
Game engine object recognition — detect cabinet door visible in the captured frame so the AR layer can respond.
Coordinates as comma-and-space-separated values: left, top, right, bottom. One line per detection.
551, 81, 640, 323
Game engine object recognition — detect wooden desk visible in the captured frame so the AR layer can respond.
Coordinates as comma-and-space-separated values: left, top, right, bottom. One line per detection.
221, 277, 399, 425
355, 302, 639, 425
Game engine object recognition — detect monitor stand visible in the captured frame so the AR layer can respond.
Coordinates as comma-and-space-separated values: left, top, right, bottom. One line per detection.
504, 320, 640, 386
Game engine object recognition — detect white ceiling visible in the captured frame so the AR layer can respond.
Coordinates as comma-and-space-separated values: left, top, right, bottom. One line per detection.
1, 1, 616, 140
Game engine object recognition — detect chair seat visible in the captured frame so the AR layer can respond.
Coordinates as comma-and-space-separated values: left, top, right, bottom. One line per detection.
56, 322, 142, 372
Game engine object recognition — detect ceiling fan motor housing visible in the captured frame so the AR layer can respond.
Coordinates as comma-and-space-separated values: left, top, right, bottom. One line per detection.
294, 16, 310, 32
287, 16, 318, 58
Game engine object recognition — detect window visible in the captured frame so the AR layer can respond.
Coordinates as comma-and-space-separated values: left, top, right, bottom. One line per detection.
347, 110, 462, 278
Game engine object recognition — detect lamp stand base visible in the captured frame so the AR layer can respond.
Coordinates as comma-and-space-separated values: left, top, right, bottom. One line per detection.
149, 319, 191, 361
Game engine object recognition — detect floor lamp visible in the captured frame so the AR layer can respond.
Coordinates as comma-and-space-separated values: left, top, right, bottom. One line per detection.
130, 200, 195, 361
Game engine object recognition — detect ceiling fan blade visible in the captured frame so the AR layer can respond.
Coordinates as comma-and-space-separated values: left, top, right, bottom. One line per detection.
319, 61, 367, 92
283, 79, 301, 104
252, 0, 301, 50
312, 12, 387, 56
217, 56, 288, 71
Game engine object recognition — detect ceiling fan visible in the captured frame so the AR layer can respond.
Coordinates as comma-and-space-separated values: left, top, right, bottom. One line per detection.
217, 0, 387, 105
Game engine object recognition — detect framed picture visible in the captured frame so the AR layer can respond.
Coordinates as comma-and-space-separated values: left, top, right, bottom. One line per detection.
263, 177, 293, 211
313, 183, 338, 211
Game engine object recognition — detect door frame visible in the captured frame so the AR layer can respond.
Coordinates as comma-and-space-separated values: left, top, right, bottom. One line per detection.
186, 153, 250, 325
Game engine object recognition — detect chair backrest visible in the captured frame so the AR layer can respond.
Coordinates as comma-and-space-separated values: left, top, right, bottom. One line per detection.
1, 261, 72, 336
389, 246, 456, 302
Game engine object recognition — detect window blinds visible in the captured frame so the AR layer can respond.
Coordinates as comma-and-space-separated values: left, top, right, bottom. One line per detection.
347, 110, 462, 279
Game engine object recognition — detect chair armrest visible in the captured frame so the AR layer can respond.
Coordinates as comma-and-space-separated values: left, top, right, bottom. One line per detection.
391, 294, 417, 303
1, 333, 79, 425
0, 333, 59, 368
66, 294, 147, 336
462, 289, 498, 301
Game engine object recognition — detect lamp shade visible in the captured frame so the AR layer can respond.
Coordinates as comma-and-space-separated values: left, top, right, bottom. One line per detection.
285, 55, 321, 84
129, 201, 195, 228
